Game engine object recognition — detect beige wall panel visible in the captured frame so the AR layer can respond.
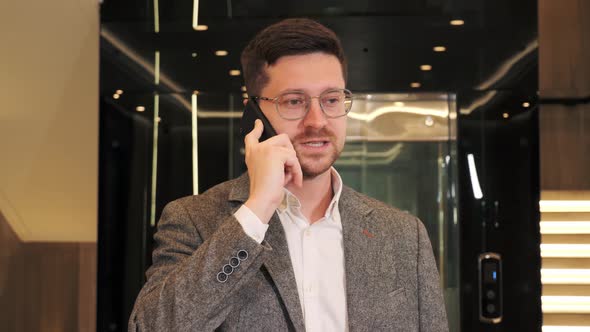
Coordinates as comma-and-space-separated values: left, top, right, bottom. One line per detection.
0, 0, 99, 242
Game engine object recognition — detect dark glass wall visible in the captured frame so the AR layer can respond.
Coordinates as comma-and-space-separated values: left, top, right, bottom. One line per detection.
98, 1, 540, 331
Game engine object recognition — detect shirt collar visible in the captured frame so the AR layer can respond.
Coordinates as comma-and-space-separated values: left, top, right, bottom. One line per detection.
277, 167, 343, 222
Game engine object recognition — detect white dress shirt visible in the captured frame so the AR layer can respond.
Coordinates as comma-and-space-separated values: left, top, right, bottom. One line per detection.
234, 168, 348, 332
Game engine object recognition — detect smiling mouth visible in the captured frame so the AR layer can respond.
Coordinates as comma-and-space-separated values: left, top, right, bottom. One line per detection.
304, 141, 328, 147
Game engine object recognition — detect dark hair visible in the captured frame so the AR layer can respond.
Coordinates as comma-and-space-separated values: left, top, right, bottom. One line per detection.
240, 18, 347, 96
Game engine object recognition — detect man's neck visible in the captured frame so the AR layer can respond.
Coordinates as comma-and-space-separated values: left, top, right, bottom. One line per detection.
285, 169, 334, 224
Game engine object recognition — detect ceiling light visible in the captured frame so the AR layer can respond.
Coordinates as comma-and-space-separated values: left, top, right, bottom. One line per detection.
136, 106, 146, 112
410, 82, 421, 88
503, 113, 509, 118
191, 52, 197, 58
229, 69, 241, 76
433, 46, 446, 52
113, 94, 120, 99
394, 102, 405, 107
215, 50, 228, 56
420, 64, 432, 71
522, 102, 530, 108
194, 25, 208, 31
116, 89, 123, 95
425, 116, 434, 127
450, 19, 465, 26
241, 86, 247, 92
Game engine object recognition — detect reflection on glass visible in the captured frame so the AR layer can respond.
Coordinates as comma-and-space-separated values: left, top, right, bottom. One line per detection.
334, 92, 459, 331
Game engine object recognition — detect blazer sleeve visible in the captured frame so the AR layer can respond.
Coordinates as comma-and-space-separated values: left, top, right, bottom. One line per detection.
128, 199, 271, 332
416, 219, 449, 332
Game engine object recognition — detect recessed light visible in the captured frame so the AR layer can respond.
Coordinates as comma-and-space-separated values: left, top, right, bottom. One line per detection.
191, 52, 197, 58
420, 64, 432, 71
194, 25, 208, 31
503, 113, 509, 118
215, 50, 228, 56
410, 82, 421, 88
522, 102, 531, 108
433, 46, 446, 52
450, 19, 464, 26
229, 69, 241, 76
425, 116, 434, 127
136, 106, 145, 112
116, 89, 124, 95
113, 94, 120, 99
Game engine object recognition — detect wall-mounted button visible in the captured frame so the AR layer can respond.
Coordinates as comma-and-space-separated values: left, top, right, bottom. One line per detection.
486, 303, 496, 314
486, 290, 496, 300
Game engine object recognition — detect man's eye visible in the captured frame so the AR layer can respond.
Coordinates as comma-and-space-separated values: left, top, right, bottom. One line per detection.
282, 97, 305, 106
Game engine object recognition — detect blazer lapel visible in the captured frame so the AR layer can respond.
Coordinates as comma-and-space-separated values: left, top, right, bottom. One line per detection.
228, 173, 305, 331
263, 214, 305, 331
340, 186, 382, 330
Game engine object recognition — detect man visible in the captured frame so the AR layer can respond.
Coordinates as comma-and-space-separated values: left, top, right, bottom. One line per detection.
129, 18, 448, 331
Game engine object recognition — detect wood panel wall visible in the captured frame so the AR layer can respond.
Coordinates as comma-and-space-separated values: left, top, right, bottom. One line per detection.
0, 212, 96, 332
539, 0, 590, 190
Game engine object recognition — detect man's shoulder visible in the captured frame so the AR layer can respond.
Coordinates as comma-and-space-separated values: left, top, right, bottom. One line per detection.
342, 185, 413, 216
167, 176, 245, 212
342, 185, 420, 230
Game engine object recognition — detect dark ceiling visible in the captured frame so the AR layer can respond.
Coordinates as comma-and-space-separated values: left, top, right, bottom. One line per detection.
100, 0, 538, 101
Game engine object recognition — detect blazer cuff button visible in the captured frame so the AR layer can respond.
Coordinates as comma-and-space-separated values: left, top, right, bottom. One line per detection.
216, 272, 228, 283
229, 257, 240, 268
223, 264, 234, 275
237, 250, 248, 261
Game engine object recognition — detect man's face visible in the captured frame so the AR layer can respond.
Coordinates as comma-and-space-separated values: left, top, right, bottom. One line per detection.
258, 52, 347, 179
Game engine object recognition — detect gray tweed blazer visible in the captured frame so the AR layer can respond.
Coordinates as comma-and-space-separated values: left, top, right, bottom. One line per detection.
129, 173, 448, 331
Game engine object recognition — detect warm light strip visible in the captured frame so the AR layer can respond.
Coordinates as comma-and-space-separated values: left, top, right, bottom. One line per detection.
540, 244, 590, 257
542, 296, 590, 313
540, 221, 590, 234
192, 0, 200, 29
540, 200, 590, 212
153, 0, 159, 33
467, 154, 483, 199
192, 93, 199, 195
154, 51, 160, 85
541, 269, 590, 284
150, 94, 160, 227
543, 327, 590, 332
347, 105, 450, 122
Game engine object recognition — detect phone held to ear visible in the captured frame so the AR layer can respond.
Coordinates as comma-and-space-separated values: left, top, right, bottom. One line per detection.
240, 99, 277, 142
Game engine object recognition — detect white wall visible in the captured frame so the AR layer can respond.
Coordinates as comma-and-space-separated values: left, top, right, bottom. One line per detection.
0, 0, 99, 242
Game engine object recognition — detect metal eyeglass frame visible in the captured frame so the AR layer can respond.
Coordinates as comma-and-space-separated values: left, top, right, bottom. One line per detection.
250, 88, 354, 120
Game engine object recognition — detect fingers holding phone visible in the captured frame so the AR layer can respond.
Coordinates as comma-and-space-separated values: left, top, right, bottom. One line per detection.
244, 120, 302, 223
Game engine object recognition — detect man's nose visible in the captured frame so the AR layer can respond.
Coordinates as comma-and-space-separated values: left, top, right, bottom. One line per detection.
302, 98, 327, 129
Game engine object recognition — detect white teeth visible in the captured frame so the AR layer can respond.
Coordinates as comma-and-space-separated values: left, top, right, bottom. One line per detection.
305, 142, 324, 147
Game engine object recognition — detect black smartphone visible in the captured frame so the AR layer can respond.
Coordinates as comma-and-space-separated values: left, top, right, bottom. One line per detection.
240, 99, 277, 142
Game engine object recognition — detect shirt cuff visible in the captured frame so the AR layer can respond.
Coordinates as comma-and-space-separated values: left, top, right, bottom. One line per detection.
234, 204, 269, 244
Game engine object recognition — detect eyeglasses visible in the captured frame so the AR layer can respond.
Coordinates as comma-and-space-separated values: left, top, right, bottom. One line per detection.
250, 88, 353, 120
